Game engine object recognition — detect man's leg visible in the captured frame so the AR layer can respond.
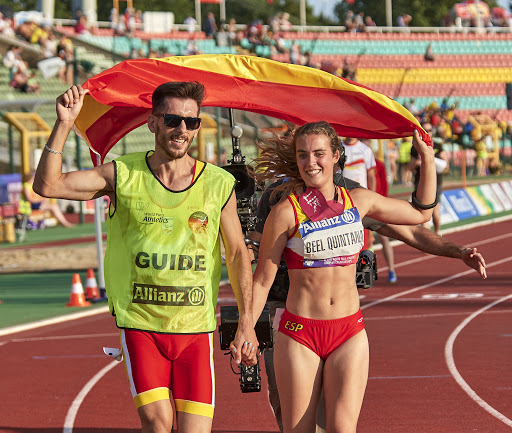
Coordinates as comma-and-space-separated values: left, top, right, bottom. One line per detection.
176, 412, 213, 433
138, 400, 174, 433
378, 234, 397, 283
172, 334, 215, 433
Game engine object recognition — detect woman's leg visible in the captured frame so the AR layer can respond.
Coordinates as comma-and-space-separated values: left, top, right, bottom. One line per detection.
40, 201, 75, 228
274, 332, 324, 433
323, 330, 369, 433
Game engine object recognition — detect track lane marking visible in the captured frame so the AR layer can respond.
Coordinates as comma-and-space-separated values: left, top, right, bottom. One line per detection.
377, 231, 512, 273
63, 360, 120, 433
444, 293, 512, 428
363, 256, 512, 310
51, 224, 510, 432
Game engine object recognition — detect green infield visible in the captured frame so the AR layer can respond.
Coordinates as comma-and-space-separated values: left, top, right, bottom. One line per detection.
0, 271, 108, 328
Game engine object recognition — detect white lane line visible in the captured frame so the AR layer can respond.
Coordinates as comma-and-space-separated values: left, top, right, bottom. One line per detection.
362, 256, 512, 311
63, 360, 120, 433
369, 375, 452, 380
44, 222, 512, 432
444, 294, 512, 428
12, 333, 118, 342
378, 231, 512, 273
0, 306, 110, 337
364, 309, 509, 321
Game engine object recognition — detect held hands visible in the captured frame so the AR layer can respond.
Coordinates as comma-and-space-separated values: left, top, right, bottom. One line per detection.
56, 85, 89, 125
229, 323, 258, 366
462, 247, 487, 279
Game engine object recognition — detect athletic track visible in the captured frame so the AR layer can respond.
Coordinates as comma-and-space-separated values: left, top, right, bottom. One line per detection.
1, 219, 511, 433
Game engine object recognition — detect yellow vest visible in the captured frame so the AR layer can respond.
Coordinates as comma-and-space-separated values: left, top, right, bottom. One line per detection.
105, 152, 235, 333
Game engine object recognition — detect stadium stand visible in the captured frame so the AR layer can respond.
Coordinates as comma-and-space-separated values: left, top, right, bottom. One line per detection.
1, 21, 512, 176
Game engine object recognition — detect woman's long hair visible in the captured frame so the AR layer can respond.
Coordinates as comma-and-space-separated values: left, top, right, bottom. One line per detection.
250, 121, 341, 202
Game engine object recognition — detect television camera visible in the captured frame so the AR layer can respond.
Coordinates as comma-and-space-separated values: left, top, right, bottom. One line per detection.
221, 109, 258, 237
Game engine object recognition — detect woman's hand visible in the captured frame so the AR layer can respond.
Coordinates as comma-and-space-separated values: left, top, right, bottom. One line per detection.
412, 129, 435, 162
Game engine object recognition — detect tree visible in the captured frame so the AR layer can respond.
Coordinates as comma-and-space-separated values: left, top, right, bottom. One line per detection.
333, 0, 498, 28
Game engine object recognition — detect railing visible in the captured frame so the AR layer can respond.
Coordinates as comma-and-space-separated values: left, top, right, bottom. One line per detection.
49, 19, 512, 35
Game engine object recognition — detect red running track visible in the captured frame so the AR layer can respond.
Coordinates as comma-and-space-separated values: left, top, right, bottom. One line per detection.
1, 219, 511, 433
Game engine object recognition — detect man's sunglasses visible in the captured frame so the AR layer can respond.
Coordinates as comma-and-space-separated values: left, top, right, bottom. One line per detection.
154, 113, 202, 130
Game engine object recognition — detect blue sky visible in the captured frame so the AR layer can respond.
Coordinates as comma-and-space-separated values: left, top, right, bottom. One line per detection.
309, 0, 511, 22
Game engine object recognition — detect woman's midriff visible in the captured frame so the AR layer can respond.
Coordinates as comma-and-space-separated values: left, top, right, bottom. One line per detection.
286, 265, 360, 320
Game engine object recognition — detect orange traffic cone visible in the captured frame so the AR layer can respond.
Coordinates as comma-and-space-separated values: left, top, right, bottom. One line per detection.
66, 273, 91, 307
85, 268, 100, 301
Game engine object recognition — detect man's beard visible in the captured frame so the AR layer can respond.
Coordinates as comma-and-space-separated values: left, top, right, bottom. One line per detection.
156, 134, 192, 161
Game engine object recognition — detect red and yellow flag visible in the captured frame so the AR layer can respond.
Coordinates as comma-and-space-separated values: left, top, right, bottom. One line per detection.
75, 54, 428, 163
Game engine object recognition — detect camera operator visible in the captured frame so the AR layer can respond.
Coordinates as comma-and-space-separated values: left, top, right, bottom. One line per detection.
247, 174, 486, 433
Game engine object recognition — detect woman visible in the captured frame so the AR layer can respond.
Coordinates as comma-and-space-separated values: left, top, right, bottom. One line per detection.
21, 173, 75, 228
250, 122, 436, 433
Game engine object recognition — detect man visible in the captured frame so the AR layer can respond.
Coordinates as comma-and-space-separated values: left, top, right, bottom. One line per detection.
33, 82, 257, 433
341, 137, 376, 191
250, 174, 486, 433
341, 137, 398, 282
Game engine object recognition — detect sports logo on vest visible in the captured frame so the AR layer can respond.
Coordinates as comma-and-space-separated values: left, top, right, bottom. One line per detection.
136, 200, 175, 234
188, 211, 208, 233
132, 283, 206, 306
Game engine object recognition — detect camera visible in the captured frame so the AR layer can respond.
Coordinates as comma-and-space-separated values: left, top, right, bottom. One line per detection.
222, 112, 258, 236
240, 361, 261, 393
218, 305, 273, 350
355, 249, 378, 289
219, 305, 272, 393
221, 163, 257, 235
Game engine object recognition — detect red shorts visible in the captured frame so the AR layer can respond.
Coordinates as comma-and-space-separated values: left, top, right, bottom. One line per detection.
121, 329, 215, 418
278, 308, 365, 360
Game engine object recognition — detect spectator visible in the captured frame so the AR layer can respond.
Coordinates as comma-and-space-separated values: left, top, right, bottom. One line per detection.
184, 16, 197, 33
40, 32, 58, 59
21, 173, 74, 228
204, 12, 218, 38
407, 98, 420, 116
3, 45, 23, 73
342, 58, 357, 81
345, 10, 355, 30
185, 35, 201, 55
397, 137, 413, 185
474, 137, 489, 176
424, 43, 435, 61
124, 8, 136, 37
364, 16, 376, 27
227, 18, 238, 45
74, 14, 90, 35
57, 36, 74, 85
397, 14, 412, 27
30, 23, 49, 44
269, 13, 281, 34
289, 41, 303, 65
279, 12, 292, 31
272, 32, 288, 54
386, 139, 399, 184
134, 10, 143, 31
1, 16, 15, 38
341, 137, 377, 250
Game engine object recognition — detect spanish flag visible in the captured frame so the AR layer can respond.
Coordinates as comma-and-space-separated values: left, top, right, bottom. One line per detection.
75, 54, 428, 163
